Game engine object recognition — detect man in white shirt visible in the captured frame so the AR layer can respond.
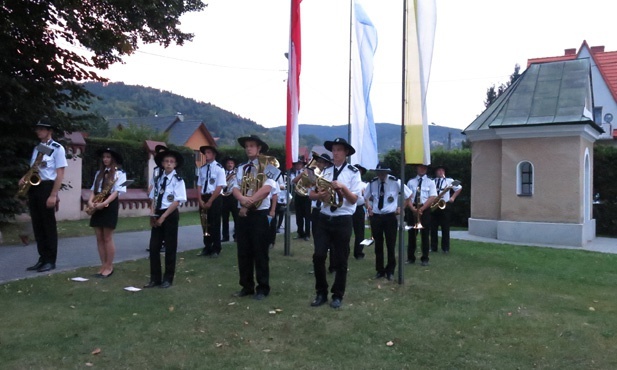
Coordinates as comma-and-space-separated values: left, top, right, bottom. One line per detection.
309, 138, 361, 309
406, 164, 437, 266
430, 165, 462, 254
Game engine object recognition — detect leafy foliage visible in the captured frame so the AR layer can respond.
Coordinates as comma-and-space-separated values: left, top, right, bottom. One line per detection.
109, 122, 169, 142
1, 0, 206, 220
484, 64, 521, 108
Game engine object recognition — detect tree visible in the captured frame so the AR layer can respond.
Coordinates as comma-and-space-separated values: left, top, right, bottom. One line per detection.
484, 64, 521, 108
0, 0, 206, 221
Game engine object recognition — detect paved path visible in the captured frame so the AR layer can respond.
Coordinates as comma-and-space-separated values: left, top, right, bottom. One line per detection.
1, 219, 615, 284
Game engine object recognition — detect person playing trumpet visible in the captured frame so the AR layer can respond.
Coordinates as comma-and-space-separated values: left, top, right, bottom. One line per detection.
406, 164, 437, 266
430, 165, 462, 254
22, 117, 67, 273
197, 145, 226, 258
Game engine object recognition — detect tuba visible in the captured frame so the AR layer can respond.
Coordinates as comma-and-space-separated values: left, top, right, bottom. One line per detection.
240, 155, 279, 209
295, 152, 322, 197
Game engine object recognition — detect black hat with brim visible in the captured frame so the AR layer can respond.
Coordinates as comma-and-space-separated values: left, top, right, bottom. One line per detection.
155, 150, 184, 169
372, 162, 391, 172
96, 147, 123, 165
34, 117, 53, 129
354, 164, 368, 175
223, 156, 237, 165
238, 135, 269, 154
154, 144, 168, 153
199, 145, 219, 156
324, 138, 356, 156
314, 152, 334, 165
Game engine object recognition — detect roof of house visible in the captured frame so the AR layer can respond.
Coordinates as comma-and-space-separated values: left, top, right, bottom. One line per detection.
106, 115, 216, 147
528, 40, 617, 103
465, 59, 602, 132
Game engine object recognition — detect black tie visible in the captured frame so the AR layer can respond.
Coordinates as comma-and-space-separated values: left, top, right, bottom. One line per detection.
156, 176, 168, 211
204, 164, 210, 194
415, 177, 423, 205
378, 181, 385, 210
244, 162, 254, 176
330, 166, 343, 212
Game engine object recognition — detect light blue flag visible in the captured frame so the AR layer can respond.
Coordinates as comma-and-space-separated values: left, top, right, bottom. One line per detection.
350, 0, 378, 169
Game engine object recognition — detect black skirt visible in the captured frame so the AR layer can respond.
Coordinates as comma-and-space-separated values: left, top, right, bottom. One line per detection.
89, 197, 119, 229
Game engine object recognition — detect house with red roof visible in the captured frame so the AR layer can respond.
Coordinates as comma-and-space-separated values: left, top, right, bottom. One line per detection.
528, 40, 617, 142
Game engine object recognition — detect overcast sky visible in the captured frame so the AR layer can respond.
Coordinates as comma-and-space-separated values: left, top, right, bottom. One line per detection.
103, 0, 617, 131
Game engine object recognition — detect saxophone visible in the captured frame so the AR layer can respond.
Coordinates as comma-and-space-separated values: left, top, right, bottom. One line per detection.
16, 152, 44, 199
86, 175, 118, 215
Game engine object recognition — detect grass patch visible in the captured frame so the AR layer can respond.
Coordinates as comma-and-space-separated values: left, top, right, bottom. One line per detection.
1, 239, 617, 369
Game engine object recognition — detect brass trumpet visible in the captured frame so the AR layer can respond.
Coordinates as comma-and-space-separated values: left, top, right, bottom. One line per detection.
412, 186, 423, 229
200, 208, 210, 236
295, 152, 322, 197
221, 170, 236, 197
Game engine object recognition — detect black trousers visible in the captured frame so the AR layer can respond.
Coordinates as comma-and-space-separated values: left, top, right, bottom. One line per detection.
370, 213, 398, 274
275, 203, 286, 230
352, 205, 366, 258
294, 194, 311, 237
236, 209, 270, 295
221, 195, 238, 240
148, 209, 179, 284
313, 214, 352, 300
28, 181, 58, 264
202, 194, 222, 254
406, 208, 431, 262
431, 207, 451, 252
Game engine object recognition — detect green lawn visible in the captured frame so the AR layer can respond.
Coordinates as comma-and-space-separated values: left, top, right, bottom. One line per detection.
1, 237, 616, 369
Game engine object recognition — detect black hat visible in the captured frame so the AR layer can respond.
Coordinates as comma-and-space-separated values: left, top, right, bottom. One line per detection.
35, 116, 53, 129
155, 149, 184, 169
324, 138, 356, 156
154, 144, 168, 153
354, 164, 368, 175
238, 135, 269, 154
433, 164, 447, 172
372, 162, 391, 172
293, 155, 307, 164
314, 152, 334, 165
199, 145, 219, 156
223, 156, 237, 165
96, 147, 123, 165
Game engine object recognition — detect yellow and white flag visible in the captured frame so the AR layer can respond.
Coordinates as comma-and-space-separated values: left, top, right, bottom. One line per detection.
404, 0, 436, 165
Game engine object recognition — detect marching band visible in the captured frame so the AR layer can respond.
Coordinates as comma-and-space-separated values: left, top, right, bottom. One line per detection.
17, 118, 464, 306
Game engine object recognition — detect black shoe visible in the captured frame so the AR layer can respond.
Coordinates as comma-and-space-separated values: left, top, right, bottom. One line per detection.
37, 263, 55, 272
210, 252, 219, 258
443, 250, 450, 254
233, 290, 254, 298
328, 267, 335, 274
310, 294, 328, 307
293, 235, 303, 240
303, 236, 310, 241
254, 293, 266, 301
386, 273, 394, 281
198, 250, 211, 256
431, 249, 438, 252
330, 298, 342, 309
421, 261, 429, 266
355, 255, 365, 260
405, 260, 415, 264
143, 281, 161, 288
375, 272, 385, 279
160, 281, 172, 289
26, 261, 44, 271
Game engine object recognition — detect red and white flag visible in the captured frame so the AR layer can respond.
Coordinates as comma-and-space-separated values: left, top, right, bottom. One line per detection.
286, 0, 302, 169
